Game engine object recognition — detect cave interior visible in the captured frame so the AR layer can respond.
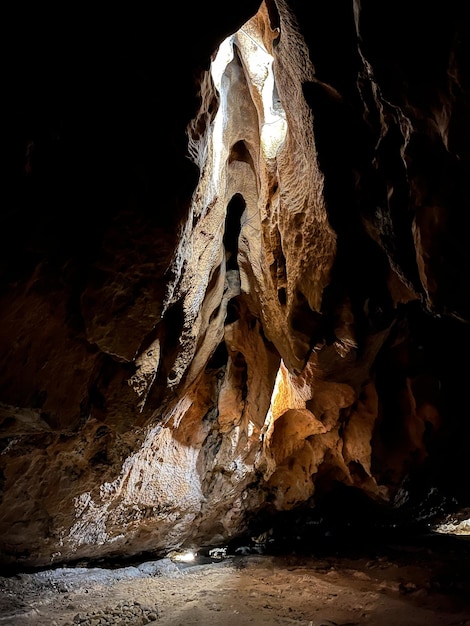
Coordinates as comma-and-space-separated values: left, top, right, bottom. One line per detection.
2, 0, 470, 585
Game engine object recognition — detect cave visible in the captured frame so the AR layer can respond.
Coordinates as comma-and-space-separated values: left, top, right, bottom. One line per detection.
2, 1, 470, 624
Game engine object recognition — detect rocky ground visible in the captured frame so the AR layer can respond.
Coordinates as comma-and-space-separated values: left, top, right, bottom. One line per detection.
1, 536, 470, 626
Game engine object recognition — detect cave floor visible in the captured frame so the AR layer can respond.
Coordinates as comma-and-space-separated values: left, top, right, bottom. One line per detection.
1, 537, 470, 625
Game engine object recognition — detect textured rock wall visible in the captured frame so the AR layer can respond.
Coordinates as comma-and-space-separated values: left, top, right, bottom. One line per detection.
1, 0, 469, 569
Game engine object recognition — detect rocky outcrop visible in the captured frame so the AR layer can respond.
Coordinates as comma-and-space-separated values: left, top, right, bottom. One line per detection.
1, 0, 469, 569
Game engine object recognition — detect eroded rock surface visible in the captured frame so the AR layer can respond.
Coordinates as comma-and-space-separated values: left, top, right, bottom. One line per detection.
1, 0, 469, 569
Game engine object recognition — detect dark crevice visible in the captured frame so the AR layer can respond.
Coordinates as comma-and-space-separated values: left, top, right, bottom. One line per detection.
206, 341, 229, 370
224, 193, 246, 271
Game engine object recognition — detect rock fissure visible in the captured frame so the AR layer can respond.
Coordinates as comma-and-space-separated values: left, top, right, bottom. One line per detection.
1, 0, 470, 576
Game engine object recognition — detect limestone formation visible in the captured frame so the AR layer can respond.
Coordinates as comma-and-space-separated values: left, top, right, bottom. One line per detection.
1, 0, 469, 569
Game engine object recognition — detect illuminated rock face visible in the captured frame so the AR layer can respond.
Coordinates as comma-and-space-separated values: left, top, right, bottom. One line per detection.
1, 0, 469, 568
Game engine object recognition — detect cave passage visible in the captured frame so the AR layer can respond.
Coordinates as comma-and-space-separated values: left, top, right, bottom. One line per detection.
2, 10, 470, 624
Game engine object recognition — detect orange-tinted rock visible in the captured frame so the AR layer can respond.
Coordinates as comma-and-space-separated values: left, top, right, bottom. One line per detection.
1, 0, 469, 568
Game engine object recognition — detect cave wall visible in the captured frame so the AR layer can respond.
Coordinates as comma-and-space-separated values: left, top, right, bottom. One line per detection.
1, 0, 469, 569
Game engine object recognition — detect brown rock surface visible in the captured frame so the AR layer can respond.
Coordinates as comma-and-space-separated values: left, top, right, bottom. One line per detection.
1, 0, 470, 570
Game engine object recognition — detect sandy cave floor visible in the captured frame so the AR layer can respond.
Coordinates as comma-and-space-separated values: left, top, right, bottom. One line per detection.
1, 537, 470, 626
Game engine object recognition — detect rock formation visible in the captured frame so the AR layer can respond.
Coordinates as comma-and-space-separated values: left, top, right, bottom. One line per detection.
2, 0, 469, 569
